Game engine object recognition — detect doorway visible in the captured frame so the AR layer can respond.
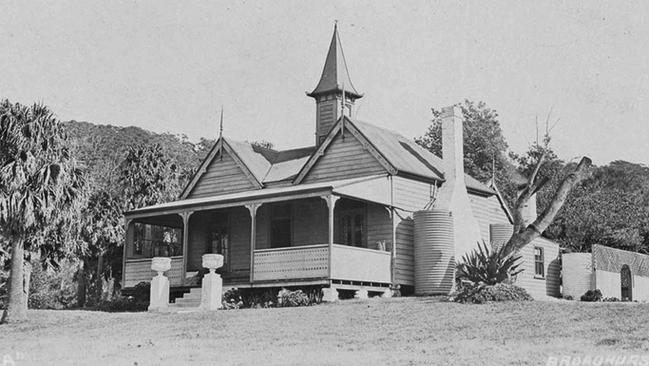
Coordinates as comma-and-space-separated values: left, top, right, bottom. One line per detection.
206, 213, 229, 273
621, 264, 632, 301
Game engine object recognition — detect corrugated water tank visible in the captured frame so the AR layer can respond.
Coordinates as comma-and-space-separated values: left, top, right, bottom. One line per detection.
489, 223, 513, 251
413, 210, 455, 295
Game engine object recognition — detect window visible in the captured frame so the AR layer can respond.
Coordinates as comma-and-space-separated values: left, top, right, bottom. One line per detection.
270, 204, 292, 248
131, 222, 182, 258
337, 200, 366, 247
534, 247, 544, 278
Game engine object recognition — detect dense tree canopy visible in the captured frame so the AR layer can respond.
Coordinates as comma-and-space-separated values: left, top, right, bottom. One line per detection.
118, 143, 184, 211
0, 100, 86, 323
544, 161, 649, 254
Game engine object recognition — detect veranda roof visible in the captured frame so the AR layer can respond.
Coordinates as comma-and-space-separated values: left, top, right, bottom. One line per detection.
125, 175, 393, 218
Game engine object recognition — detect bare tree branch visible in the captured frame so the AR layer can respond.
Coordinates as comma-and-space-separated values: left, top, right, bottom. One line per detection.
506, 156, 593, 254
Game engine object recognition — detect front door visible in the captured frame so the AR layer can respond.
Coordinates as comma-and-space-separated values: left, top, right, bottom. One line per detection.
207, 216, 229, 273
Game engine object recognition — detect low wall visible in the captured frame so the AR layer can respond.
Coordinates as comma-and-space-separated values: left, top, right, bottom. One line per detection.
562, 253, 593, 299
596, 269, 649, 301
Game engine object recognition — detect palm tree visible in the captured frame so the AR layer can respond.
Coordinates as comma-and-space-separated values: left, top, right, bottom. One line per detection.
0, 100, 85, 323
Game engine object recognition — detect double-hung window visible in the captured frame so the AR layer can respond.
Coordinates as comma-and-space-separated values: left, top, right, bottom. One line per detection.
534, 247, 545, 278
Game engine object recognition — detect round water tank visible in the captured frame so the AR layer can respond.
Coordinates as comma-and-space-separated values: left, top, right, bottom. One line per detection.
562, 253, 593, 299
413, 210, 454, 295
489, 223, 513, 251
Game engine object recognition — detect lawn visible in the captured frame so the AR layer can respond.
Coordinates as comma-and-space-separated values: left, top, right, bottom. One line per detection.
1, 298, 649, 366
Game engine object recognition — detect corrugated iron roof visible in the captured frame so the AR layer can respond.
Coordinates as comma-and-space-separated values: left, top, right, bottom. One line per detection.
350, 119, 493, 194
212, 118, 494, 195
225, 139, 272, 183
226, 140, 314, 184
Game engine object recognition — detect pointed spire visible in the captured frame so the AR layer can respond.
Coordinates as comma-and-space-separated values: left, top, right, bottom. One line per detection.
308, 22, 362, 99
219, 105, 224, 161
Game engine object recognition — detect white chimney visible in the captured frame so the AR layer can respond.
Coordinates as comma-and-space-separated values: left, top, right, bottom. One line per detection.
521, 192, 538, 224
436, 105, 484, 259
441, 106, 465, 188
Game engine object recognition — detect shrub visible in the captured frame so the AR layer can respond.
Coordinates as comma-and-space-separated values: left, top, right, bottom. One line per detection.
95, 283, 150, 312
96, 296, 142, 312
563, 295, 574, 301
277, 289, 311, 307
602, 297, 619, 302
222, 287, 321, 310
222, 288, 244, 310
580, 289, 603, 302
451, 282, 533, 304
28, 261, 78, 310
456, 241, 523, 285
132, 281, 151, 310
243, 288, 276, 308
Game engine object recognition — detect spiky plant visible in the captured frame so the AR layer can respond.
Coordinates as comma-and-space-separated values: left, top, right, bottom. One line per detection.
456, 241, 523, 285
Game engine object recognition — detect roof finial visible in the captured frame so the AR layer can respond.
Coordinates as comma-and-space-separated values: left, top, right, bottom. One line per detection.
219, 105, 224, 161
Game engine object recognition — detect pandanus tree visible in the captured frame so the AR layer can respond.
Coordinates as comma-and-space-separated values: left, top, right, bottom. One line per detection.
0, 100, 85, 323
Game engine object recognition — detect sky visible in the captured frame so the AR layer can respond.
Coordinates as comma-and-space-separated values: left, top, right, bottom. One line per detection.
1, 0, 648, 166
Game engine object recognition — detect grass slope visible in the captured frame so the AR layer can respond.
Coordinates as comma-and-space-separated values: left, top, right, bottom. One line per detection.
2, 298, 649, 366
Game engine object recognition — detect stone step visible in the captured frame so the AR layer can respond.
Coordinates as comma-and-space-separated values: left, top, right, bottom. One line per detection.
174, 299, 201, 307
181, 293, 202, 300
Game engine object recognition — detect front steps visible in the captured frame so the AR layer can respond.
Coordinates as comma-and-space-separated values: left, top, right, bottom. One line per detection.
170, 287, 202, 308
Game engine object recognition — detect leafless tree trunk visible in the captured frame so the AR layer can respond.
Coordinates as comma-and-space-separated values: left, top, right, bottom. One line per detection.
504, 156, 592, 254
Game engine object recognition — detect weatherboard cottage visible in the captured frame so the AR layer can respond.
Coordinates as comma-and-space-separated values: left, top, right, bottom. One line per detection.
121, 26, 561, 303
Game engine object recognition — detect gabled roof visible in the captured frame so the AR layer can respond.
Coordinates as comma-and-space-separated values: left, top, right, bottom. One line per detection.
180, 138, 263, 199
226, 140, 273, 183
180, 138, 316, 198
307, 24, 362, 99
353, 119, 494, 194
180, 116, 494, 199
294, 116, 494, 195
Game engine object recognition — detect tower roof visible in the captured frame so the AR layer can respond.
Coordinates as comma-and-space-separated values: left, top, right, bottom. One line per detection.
308, 24, 362, 99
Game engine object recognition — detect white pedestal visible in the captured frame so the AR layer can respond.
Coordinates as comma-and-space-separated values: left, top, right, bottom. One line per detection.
321, 287, 339, 302
148, 273, 169, 312
200, 271, 223, 311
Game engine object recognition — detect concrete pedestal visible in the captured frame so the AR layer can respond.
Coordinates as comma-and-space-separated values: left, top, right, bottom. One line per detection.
148, 273, 169, 312
200, 271, 223, 311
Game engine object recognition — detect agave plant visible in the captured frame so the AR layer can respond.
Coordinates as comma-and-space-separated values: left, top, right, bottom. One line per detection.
456, 241, 523, 285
